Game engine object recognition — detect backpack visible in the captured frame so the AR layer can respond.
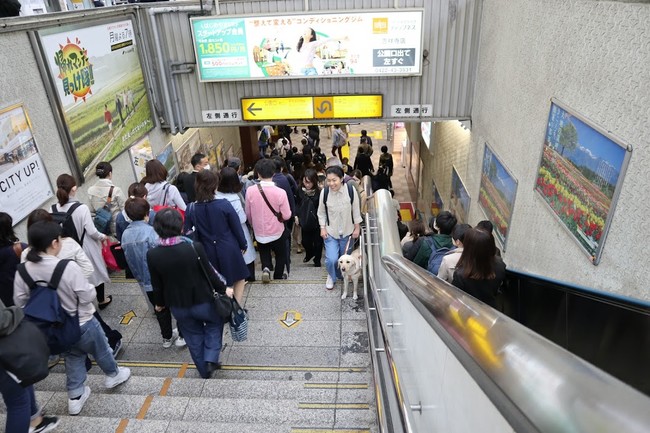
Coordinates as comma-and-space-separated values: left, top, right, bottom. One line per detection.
259, 128, 269, 144
323, 182, 355, 225
50, 202, 85, 246
17, 260, 82, 355
93, 186, 114, 235
297, 193, 319, 231
427, 242, 456, 276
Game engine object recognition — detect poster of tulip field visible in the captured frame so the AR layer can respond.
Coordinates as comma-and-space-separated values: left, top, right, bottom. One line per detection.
479, 144, 518, 250
535, 100, 632, 264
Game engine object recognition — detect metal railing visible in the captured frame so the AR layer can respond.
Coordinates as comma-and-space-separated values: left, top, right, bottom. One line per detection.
364, 187, 650, 432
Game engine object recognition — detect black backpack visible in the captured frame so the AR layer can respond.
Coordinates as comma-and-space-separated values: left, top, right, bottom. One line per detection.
17, 260, 82, 354
51, 203, 85, 246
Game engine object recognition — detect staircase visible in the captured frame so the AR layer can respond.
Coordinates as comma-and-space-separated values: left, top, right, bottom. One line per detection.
10, 253, 377, 432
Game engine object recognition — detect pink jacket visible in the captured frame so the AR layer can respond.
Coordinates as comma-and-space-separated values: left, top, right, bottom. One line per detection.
245, 181, 292, 241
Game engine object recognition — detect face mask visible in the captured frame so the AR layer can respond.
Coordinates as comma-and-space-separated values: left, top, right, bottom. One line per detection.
204, 164, 211, 171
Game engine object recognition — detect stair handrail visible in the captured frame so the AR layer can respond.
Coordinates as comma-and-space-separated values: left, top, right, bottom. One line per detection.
368, 188, 650, 432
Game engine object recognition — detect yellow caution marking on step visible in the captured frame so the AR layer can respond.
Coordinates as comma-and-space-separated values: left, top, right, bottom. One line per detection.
298, 402, 370, 410
292, 429, 370, 433
102, 361, 365, 373
115, 419, 129, 433
159, 377, 172, 396
304, 383, 368, 389
136, 395, 153, 420
177, 363, 189, 378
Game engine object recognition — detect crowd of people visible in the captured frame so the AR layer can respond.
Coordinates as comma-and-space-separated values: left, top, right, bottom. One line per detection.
0, 124, 506, 432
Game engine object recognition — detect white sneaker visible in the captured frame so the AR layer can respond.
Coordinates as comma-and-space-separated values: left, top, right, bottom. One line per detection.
105, 366, 131, 389
326, 275, 334, 290
175, 337, 187, 347
162, 338, 173, 348
262, 268, 271, 284
68, 386, 91, 415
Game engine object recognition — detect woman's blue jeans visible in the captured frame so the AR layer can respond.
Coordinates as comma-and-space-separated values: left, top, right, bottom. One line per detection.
171, 302, 224, 378
324, 235, 352, 282
0, 368, 39, 433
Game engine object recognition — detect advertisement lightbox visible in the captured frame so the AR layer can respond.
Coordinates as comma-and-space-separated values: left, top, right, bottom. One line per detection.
191, 10, 423, 82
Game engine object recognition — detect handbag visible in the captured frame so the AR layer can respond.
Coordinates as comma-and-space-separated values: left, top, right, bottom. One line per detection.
102, 240, 121, 272
257, 184, 284, 222
94, 186, 114, 235
229, 298, 248, 342
0, 318, 50, 386
153, 183, 186, 220
190, 243, 232, 319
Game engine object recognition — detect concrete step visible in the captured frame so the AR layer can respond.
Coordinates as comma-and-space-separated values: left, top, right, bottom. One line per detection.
38, 394, 374, 427
34, 372, 373, 403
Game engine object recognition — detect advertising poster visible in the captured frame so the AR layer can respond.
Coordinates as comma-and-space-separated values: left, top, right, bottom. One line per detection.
191, 10, 423, 81
479, 144, 518, 250
128, 135, 153, 181
535, 100, 631, 264
450, 166, 470, 224
431, 178, 443, 217
38, 19, 155, 178
175, 130, 203, 173
156, 143, 178, 182
0, 104, 54, 225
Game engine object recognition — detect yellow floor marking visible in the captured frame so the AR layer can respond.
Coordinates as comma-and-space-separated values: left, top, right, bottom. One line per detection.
159, 377, 172, 396
292, 430, 370, 433
85, 360, 366, 373
136, 395, 153, 420
115, 419, 129, 433
304, 383, 368, 389
177, 363, 189, 378
298, 403, 370, 410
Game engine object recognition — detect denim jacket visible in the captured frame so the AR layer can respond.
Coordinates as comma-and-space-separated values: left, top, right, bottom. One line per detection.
121, 221, 159, 292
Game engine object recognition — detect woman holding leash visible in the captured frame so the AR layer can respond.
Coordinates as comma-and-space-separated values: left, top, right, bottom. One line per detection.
317, 166, 362, 290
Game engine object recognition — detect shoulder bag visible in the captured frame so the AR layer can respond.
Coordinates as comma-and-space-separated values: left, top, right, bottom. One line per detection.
190, 243, 232, 319
0, 318, 50, 387
257, 184, 284, 222
93, 186, 114, 235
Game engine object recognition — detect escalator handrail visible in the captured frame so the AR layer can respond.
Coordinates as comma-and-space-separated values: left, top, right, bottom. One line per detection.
369, 189, 650, 432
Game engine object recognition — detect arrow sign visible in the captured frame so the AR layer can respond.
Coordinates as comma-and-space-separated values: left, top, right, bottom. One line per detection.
120, 310, 137, 325
279, 310, 302, 328
246, 102, 262, 116
317, 100, 332, 114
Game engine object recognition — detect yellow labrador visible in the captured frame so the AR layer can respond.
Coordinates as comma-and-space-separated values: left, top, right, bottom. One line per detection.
338, 248, 362, 300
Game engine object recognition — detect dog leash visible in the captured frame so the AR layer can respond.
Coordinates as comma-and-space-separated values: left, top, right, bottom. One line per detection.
344, 235, 353, 255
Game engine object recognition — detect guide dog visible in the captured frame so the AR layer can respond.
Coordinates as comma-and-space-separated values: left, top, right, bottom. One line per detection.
338, 248, 362, 300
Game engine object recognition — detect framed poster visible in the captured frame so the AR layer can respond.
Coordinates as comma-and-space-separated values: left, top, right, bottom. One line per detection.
0, 104, 54, 225
191, 10, 423, 81
156, 143, 178, 182
535, 99, 632, 264
175, 130, 203, 173
128, 135, 153, 182
431, 178, 443, 218
450, 166, 470, 223
478, 143, 518, 250
36, 18, 155, 178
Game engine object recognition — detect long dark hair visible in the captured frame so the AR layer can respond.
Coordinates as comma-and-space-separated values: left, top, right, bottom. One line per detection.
0, 212, 17, 247
217, 167, 242, 194
456, 228, 497, 280
26, 221, 61, 263
195, 169, 219, 202
141, 160, 168, 184
56, 174, 76, 206
297, 28, 316, 52
27, 209, 53, 229
302, 168, 320, 193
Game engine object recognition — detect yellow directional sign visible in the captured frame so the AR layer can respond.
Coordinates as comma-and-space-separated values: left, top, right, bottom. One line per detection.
242, 95, 383, 121
242, 97, 313, 121
279, 310, 302, 328
333, 95, 383, 119
120, 310, 136, 325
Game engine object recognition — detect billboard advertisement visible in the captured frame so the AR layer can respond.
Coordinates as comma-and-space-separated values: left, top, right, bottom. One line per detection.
37, 18, 155, 178
191, 10, 423, 81
535, 100, 631, 264
0, 104, 54, 225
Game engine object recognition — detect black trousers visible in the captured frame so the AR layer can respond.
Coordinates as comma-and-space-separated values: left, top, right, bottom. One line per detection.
146, 291, 175, 340
301, 227, 323, 264
258, 236, 288, 280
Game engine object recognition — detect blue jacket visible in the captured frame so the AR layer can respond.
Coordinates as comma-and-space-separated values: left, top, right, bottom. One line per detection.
121, 221, 159, 292
116, 209, 155, 241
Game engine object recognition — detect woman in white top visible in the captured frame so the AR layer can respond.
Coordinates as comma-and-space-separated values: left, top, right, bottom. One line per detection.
87, 162, 126, 236
52, 174, 112, 309
142, 160, 187, 211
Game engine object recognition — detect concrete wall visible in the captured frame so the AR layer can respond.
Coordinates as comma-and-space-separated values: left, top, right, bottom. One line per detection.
427, 0, 650, 301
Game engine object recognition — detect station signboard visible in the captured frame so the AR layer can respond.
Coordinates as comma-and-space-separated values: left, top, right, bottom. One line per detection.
241, 95, 382, 121
191, 10, 423, 82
